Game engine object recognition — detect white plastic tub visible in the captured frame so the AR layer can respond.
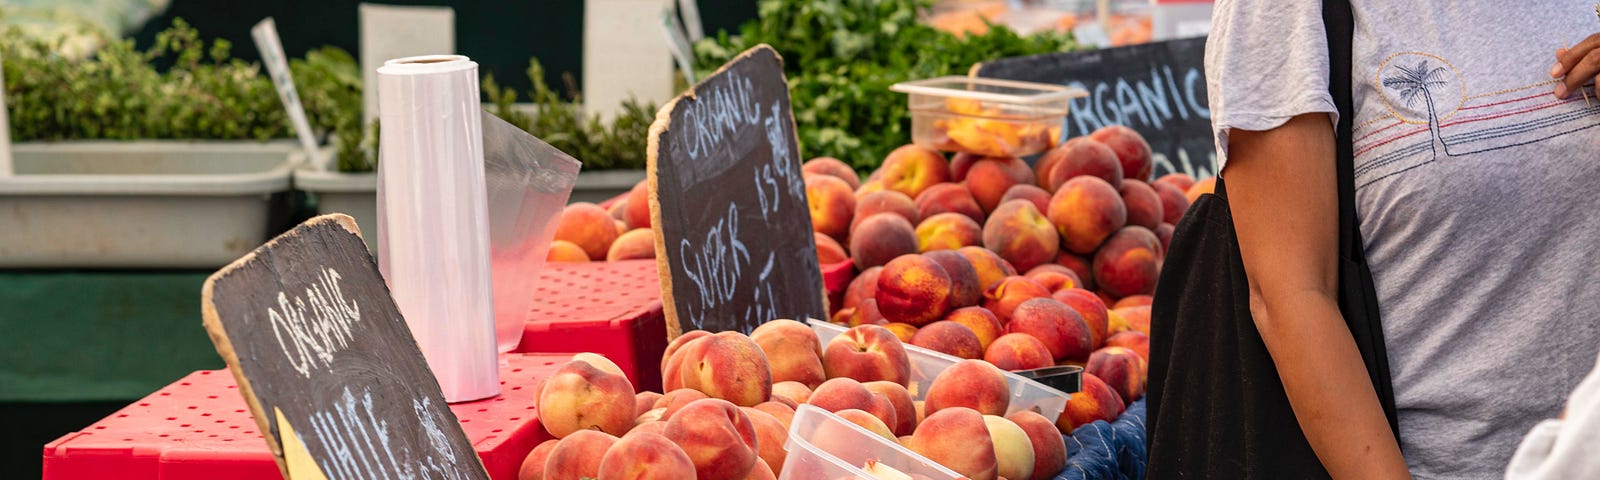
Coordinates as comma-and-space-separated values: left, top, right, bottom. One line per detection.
781, 404, 966, 480
809, 319, 1072, 423
294, 157, 378, 252
0, 141, 296, 268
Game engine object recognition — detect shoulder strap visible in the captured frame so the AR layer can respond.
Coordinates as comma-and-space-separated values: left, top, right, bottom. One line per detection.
1323, 0, 1402, 440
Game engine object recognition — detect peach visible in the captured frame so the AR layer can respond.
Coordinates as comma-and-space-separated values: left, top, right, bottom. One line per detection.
964, 156, 1035, 213
740, 406, 789, 476
614, 219, 629, 236
625, 181, 652, 230
544, 430, 618, 480
665, 398, 759, 479
924, 250, 983, 308
1001, 184, 1053, 214
1006, 411, 1067, 480
1053, 252, 1095, 291
596, 431, 697, 480
814, 232, 849, 265
1087, 346, 1146, 404
518, 439, 559, 480
982, 199, 1060, 273
945, 306, 1004, 350
925, 359, 1011, 416
635, 392, 663, 417
822, 325, 911, 385
631, 420, 669, 437
807, 174, 857, 242
879, 144, 951, 199
875, 254, 954, 326
636, 407, 666, 425
772, 381, 814, 405
915, 213, 983, 253
1049, 176, 1127, 254
984, 333, 1055, 371
1114, 305, 1152, 336
1007, 298, 1094, 363
850, 213, 919, 270
1112, 295, 1152, 309
983, 415, 1036, 480
678, 331, 773, 407
908, 407, 1000, 480
831, 307, 854, 324
864, 380, 918, 436
747, 459, 776, 480
1039, 137, 1123, 191
842, 266, 883, 310
1105, 309, 1131, 336
606, 229, 656, 261
1117, 180, 1164, 230
1155, 223, 1174, 254
1093, 226, 1162, 299
1154, 172, 1196, 193
1057, 373, 1125, 433
910, 321, 985, 359
804, 156, 861, 190
948, 152, 980, 181
1105, 331, 1150, 360
1052, 288, 1110, 348
555, 203, 621, 261
1090, 125, 1153, 182
982, 276, 1051, 323
1151, 181, 1190, 225
573, 352, 626, 378
915, 183, 986, 223
855, 180, 885, 199
608, 198, 629, 221
751, 319, 825, 389
847, 299, 888, 327
958, 246, 1018, 293
852, 190, 920, 232
539, 360, 636, 438
660, 330, 711, 372
837, 408, 898, 441
655, 388, 710, 419
1026, 268, 1079, 294
808, 377, 898, 430
883, 322, 919, 343
547, 240, 590, 263
1185, 177, 1216, 204
766, 394, 798, 409
753, 401, 795, 430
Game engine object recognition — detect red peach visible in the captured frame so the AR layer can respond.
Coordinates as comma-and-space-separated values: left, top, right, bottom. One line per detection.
847, 298, 888, 327
821, 325, 912, 385
1049, 176, 1128, 255
677, 331, 773, 407
883, 322, 919, 343
1000, 184, 1053, 214
547, 240, 591, 263
1052, 288, 1110, 348
655, 388, 710, 420
596, 431, 696, 480
631, 420, 668, 438
803, 157, 861, 190
1040, 137, 1123, 191
1155, 223, 1174, 254
1112, 295, 1152, 309
923, 250, 983, 308
751, 319, 825, 389
915, 183, 985, 224
518, 439, 560, 480
910, 320, 985, 359
915, 213, 983, 253
1151, 181, 1190, 225
1185, 177, 1216, 204
807, 174, 857, 242
664, 398, 759, 480
808, 377, 898, 431
1053, 252, 1096, 291
852, 191, 920, 233
863, 381, 918, 436
753, 401, 795, 431
555, 203, 621, 261
984, 415, 1036, 480
879, 144, 951, 199
540, 360, 636, 438
964, 156, 1035, 213
945, 306, 1004, 350
949, 152, 980, 182
1154, 173, 1196, 193
908, 408, 1001, 480
1117, 180, 1164, 230
545, 430, 618, 480
983, 199, 1060, 273
1007, 298, 1094, 363
982, 276, 1051, 323
876, 254, 955, 326
771, 381, 814, 405
1090, 125, 1153, 182
842, 266, 882, 311
958, 246, 1019, 294
1056, 373, 1125, 434
606, 229, 656, 261
984, 333, 1055, 371
1026, 267, 1080, 294
814, 232, 849, 266
1114, 305, 1152, 336
635, 392, 663, 418
1006, 411, 1068, 480
850, 213, 919, 270
1093, 226, 1162, 299
1105, 331, 1150, 360
925, 359, 1010, 416
1087, 347, 1146, 404
625, 181, 652, 230
740, 406, 790, 476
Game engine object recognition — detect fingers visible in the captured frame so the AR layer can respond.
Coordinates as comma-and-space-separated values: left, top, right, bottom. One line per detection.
1555, 48, 1600, 99
1554, 33, 1600, 78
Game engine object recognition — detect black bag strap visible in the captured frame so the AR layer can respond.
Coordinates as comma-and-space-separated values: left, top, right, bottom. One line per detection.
1324, 0, 1402, 440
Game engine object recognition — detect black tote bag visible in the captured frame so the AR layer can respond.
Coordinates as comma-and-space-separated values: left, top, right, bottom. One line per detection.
1144, 0, 1400, 477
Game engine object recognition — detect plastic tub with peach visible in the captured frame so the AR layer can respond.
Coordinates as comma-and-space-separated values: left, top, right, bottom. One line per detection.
891, 77, 1087, 158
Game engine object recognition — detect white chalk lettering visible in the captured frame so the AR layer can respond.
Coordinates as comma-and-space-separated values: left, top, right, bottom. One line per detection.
268, 267, 362, 377
307, 387, 399, 480
679, 204, 751, 327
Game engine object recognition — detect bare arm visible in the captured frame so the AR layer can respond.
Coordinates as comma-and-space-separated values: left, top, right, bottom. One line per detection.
1226, 113, 1409, 479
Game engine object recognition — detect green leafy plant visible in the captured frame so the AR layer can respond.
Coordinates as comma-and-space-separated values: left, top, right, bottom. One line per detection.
694, 0, 1077, 170
289, 46, 370, 172
485, 58, 656, 171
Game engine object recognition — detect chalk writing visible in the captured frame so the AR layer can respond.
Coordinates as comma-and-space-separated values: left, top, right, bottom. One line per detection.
306, 386, 402, 479
678, 204, 751, 328
1065, 66, 1208, 139
268, 267, 362, 377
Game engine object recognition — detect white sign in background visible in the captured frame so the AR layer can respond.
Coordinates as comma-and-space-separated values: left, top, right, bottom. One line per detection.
359, 3, 455, 129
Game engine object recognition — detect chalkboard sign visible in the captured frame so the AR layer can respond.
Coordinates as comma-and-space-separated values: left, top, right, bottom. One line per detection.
973, 37, 1217, 179
647, 44, 827, 338
202, 214, 487, 480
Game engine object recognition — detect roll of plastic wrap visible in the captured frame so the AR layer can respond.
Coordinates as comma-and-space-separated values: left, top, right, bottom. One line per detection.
376, 54, 498, 403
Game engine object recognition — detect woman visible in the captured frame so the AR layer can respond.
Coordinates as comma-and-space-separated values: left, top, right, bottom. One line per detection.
1206, 1, 1600, 478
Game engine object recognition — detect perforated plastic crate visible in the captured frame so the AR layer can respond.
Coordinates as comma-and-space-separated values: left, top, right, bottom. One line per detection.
42, 353, 571, 480
518, 259, 667, 392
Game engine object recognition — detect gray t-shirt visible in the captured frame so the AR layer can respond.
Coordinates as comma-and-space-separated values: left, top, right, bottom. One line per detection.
1207, 1, 1600, 478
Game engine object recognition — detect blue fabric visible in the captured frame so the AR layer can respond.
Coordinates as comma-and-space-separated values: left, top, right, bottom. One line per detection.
1055, 399, 1148, 480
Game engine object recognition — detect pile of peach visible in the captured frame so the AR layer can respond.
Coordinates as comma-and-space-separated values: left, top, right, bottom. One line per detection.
524, 318, 1095, 480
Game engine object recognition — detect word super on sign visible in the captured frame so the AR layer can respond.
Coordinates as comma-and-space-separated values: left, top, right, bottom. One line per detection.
649, 44, 826, 337
202, 215, 488, 480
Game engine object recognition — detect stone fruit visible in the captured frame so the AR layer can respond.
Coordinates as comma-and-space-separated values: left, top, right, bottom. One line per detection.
539, 359, 636, 438
1117, 180, 1164, 230
984, 333, 1055, 371
915, 213, 983, 253
596, 431, 696, 480
909, 321, 985, 359
850, 213, 919, 270
1093, 226, 1162, 299
544, 430, 618, 480
664, 398, 759, 480
982, 199, 1060, 273
908, 407, 1000, 480
1049, 176, 1127, 255
1007, 298, 1094, 363
821, 326, 912, 386
555, 203, 621, 261
1090, 125, 1153, 182
751, 319, 825, 389
925, 359, 1010, 416
875, 254, 954, 326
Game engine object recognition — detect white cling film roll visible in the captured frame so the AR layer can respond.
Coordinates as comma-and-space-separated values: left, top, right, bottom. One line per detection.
376, 54, 498, 403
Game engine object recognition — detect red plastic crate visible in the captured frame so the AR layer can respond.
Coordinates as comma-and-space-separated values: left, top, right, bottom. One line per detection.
519, 260, 667, 392
43, 353, 571, 480
823, 259, 856, 315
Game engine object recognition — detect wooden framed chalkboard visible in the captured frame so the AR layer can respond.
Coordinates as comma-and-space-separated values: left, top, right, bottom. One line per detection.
201, 214, 487, 480
646, 44, 827, 338
972, 37, 1217, 179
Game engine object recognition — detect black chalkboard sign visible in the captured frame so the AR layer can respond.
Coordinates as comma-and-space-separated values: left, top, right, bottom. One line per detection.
647, 44, 827, 338
973, 37, 1217, 179
201, 214, 487, 480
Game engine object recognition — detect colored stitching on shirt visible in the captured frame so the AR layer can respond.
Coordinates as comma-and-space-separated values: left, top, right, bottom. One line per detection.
1355, 120, 1406, 143
1459, 92, 1555, 111
1355, 127, 1431, 158
1354, 114, 1398, 134
1374, 52, 1469, 125
1443, 107, 1600, 144
1442, 97, 1586, 127
1463, 80, 1562, 100
1354, 141, 1433, 178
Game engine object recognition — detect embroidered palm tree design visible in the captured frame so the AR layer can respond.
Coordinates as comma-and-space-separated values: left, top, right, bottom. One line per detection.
1382, 60, 1452, 156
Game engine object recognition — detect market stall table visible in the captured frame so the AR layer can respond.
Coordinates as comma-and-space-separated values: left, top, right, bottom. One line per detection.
41, 353, 571, 480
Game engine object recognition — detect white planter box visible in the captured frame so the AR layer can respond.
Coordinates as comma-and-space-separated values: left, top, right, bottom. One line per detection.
0, 141, 297, 268
570, 169, 645, 204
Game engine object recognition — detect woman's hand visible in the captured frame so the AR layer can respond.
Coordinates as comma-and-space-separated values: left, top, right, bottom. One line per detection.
1551, 32, 1600, 99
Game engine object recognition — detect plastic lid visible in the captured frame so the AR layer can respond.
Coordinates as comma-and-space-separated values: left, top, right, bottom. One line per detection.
891, 76, 1087, 105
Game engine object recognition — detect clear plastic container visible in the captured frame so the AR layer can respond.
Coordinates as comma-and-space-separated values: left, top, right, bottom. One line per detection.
780, 404, 966, 480
808, 319, 1071, 423
891, 77, 1085, 158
